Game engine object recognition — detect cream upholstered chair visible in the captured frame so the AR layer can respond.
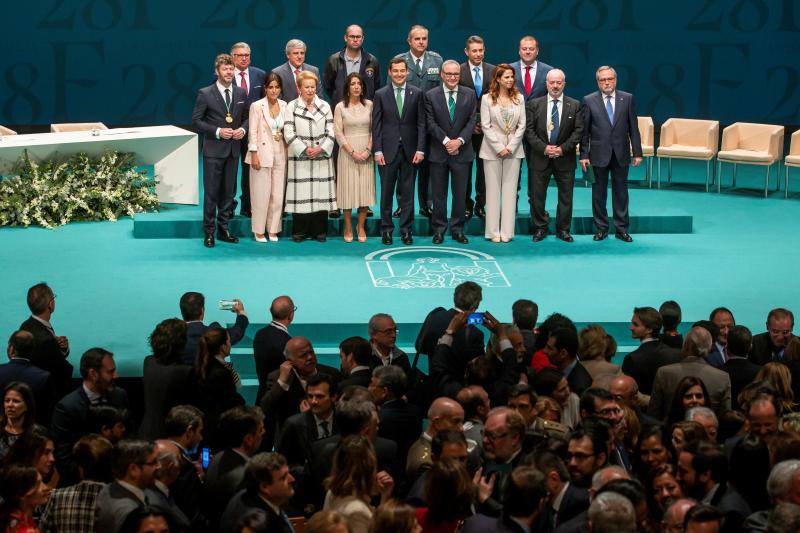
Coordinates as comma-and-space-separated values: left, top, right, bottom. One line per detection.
656, 118, 719, 191
0, 125, 17, 136
717, 122, 784, 198
50, 122, 108, 132
637, 116, 655, 186
785, 130, 800, 198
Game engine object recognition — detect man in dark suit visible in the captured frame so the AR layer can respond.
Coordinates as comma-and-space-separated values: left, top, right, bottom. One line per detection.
480, 408, 528, 514
580, 65, 643, 243
368, 313, 413, 378
276, 374, 337, 468
525, 68, 584, 243
373, 57, 426, 245
621, 306, 681, 395
253, 295, 294, 403
0, 330, 54, 424
19, 282, 73, 397
370, 365, 422, 473
179, 291, 249, 365
545, 328, 592, 397
723, 325, 761, 403
750, 308, 795, 365
272, 38, 320, 102
219, 453, 296, 533
415, 281, 485, 362
51, 348, 128, 486
512, 299, 539, 360
163, 405, 208, 531
338, 336, 373, 390
459, 36, 496, 220
529, 450, 590, 532
323, 24, 382, 106
192, 53, 249, 248
425, 59, 478, 244
460, 466, 548, 533
708, 307, 736, 368
231, 42, 266, 218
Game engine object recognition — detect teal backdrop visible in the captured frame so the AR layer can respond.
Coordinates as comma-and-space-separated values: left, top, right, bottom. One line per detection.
2, 0, 799, 127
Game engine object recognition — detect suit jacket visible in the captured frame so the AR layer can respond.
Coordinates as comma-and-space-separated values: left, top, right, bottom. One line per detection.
479, 94, 526, 160
0, 358, 54, 424
204, 448, 248, 525
323, 48, 382, 105
94, 481, 145, 533
425, 85, 478, 164
553, 511, 588, 533
416, 307, 485, 359
566, 361, 593, 397
535, 483, 590, 532
261, 364, 341, 435
396, 50, 443, 93
172, 449, 208, 531
579, 90, 642, 167
707, 345, 726, 369
723, 357, 762, 405
510, 60, 553, 102
378, 398, 422, 473
709, 483, 752, 533
648, 356, 732, 420
749, 332, 788, 365
272, 62, 320, 102
220, 489, 293, 533
459, 62, 496, 105
338, 368, 372, 391
19, 316, 73, 396
196, 358, 245, 446
277, 411, 337, 468
145, 485, 191, 532
620, 341, 681, 395
192, 83, 249, 158
370, 346, 414, 379
235, 66, 267, 107
525, 94, 584, 172
180, 314, 249, 365
460, 514, 528, 533
244, 98, 288, 169
252, 323, 291, 404
373, 82, 427, 164
581, 359, 620, 381
138, 356, 196, 440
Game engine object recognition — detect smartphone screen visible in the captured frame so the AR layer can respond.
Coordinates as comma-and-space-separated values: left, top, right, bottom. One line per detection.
201, 448, 210, 470
467, 312, 485, 325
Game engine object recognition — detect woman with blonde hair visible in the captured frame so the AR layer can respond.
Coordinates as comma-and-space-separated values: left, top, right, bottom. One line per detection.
369, 500, 421, 533
479, 64, 526, 242
305, 510, 349, 533
756, 362, 796, 412
578, 325, 620, 379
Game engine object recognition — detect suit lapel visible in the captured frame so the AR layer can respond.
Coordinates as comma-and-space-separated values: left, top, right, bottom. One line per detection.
462, 64, 475, 91
212, 86, 227, 114
613, 93, 624, 128
401, 86, 414, 120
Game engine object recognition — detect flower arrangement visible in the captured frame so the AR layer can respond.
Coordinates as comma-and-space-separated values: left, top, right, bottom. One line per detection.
0, 150, 160, 228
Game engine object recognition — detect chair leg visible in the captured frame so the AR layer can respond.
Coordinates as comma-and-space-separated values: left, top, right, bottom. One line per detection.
732, 163, 737, 188
648, 157, 654, 188
765, 164, 771, 198
705, 159, 712, 192
668, 158, 673, 182
717, 160, 723, 193
786, 165, 790, 199
657, 157, 661, 189
776, 160, 782, 191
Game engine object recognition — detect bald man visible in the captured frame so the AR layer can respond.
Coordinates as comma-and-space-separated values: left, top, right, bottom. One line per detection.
323, 24, 382, 106
610, 375, 659, 428
253, 295, 295, 403
552, 466, 630, 533
662, 499, 697, 533
406, 397, 465, 482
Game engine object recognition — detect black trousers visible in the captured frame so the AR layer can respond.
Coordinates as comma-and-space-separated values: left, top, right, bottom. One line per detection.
592, 153, 630, 233
530, 162, 574, 234
430, 160, 469, 235
379, 147, 416, 234
203, 155, 238, 234
292, 211, 328, 238
238, 140, 250, 214
466, 134, 486, 210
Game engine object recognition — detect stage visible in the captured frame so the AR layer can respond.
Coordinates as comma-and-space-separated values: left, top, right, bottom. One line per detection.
2, 159, 799, 403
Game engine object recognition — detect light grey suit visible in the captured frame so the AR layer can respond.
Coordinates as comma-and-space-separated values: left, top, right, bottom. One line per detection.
94, 481, 145, 533
271, 62, 320, 102
648, 356, 732, 420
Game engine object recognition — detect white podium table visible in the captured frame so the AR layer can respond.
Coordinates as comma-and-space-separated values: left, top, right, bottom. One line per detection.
0, 125, 198, 205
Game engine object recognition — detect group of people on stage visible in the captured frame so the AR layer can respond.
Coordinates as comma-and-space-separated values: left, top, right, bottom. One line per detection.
192, 25, 643, 248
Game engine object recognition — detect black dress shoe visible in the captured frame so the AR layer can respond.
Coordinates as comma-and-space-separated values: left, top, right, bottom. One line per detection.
382, 232, 393, 245
315, 234, 327, 242
615, 232, 633, 243
420, 206, 433, 218
366, 208, 374, 217
401, 233, 413, 245
217, 230, 239, 243
204, 234, 215, 248
532, 229, 547, 242
593, 230, 609, 241
328, 210, 340, 219
432, 233, 444, 244
453, 232, 469, 244
465, 208, 473, 220
557, 231, 574, 243
475, 205, 486, 219
292, 235, 304, 242
392, 207, 401, 218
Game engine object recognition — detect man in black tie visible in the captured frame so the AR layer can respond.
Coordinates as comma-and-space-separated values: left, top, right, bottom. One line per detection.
525, 69, 584, 242
580, 66, 643, 243
192, 53, 249, 248
425, 59, 478, 244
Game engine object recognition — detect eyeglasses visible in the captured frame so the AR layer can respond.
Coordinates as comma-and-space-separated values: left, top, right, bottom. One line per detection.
567, 451, 594, 461
597, 77, 616, 82
442, 72, 460, 77
485, 431, 509, 442
233, 53, 251, 58
377, 327, 398, 334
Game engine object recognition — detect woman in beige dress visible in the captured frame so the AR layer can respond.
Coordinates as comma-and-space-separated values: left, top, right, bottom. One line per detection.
479, 64, 526, 242
333, 73, 375, 242
245, 73, 287, 242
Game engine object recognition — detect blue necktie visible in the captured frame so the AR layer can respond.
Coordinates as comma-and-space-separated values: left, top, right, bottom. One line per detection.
281, 511, 296, 532
474, 67, 482, 98
605, 95, 614, 124
550, 99, 560, 144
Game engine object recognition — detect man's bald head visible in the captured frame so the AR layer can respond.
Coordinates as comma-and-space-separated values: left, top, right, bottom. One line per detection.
270, 296, 295, 321
8, 330, 35, 359
610, 375, 638, 407
284, 336, 317, 376
683, 326, 713, 358
427, 397, 465, 435
591, 465, 630, 493
664, 499, 697, 530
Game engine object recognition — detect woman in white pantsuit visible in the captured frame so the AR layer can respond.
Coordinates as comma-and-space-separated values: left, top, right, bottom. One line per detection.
245, 73, 287, 242
479, 64, 526, 242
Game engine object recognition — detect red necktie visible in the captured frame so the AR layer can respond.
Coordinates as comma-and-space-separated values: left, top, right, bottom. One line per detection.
524, 66, 532, 96
240, 72, 248, 96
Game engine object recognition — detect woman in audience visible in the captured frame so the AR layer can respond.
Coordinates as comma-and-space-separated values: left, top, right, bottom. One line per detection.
369, 500, 421, 533
666, 376, 710, 428
479, 64, 526, 242
333, 73, 375, 243
535, 396, 562, 423
0, 464, 51, 533
120, 506, 172, 533
635, 425, 673, 478
140, 318, 195, 440
670, 420, 707, 455
284, 70, 337, 242
621, 405, 641, 451
578, 325, 620, 379
658, 301, 683, 349
756, 362, 796, 412
195, 326, 245, 447
305, 509, 350, 533
4, 428, 58, 490
533, 367, 581, 430
416, 457, 474, 533
0, 383, 36, 461
324, 435, 393, 533
646, 463, 683, 524
246, 73, 288, 242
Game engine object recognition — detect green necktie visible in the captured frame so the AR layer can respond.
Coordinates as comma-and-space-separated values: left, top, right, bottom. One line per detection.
448, 91, 456, 121
395, 87, 404, 116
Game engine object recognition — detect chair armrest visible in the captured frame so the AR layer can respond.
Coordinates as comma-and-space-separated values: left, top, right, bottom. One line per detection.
720, 124, 739, 151
706, 122, 720, 154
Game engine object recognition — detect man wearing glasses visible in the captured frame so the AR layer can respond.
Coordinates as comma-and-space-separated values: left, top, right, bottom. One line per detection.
368, 313, 412, 378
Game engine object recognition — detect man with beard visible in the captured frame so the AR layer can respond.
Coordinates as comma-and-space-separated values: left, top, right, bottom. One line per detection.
566, 422, 609, 489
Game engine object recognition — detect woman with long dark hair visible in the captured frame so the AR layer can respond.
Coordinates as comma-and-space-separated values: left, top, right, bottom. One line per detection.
0, 464, 51, 532
666, 376, 710, 428
0, 383, 36, 461
4, 428, 59, 490
416, 457, 475, 532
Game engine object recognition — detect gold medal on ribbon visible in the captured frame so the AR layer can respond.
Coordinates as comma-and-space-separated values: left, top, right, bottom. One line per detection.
225, 113, 233, 124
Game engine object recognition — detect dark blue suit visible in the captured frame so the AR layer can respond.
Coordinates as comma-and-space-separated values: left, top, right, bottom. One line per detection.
192, 82, 249, 235
180, 314, 249, 365
580, 90, 642, 234
0, 358, 54, 424
235, 67, 266, 215
372, 83, 427, 235
510, 60, 553, 103
425, 85, 478, 236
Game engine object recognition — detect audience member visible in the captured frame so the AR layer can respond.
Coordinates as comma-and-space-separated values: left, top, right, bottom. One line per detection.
566, 423, 610, 488
406, 429, 470, 506
670, 420, 708, 456
552, 465, 630, 533
666, 376, 711, 428
533, 368, 581, 430
407, 397, 464, 482
686, 407, 718, 442
179, 291, 248, 365
683, 504, 723, 533
610, 374, 658, 428
416, 457, 474, 532
0, 382, 37, 461
765, 503, 800, 533
369, 499, 422, 533
646, 463, 683, 522
87, 404, 128, 444
0, 331, 54, 425
708, 307, 736, 368
635, 425, 673, 477
721, 325, 761, 403
460, 466, 548, 533
305, 509, 349, 533
546, 327, 593, 396
662, 498, 696, 533
371, 365, 421, 471
340, 336, 374, 389
621, 307, 680, 396
252, 295, 294, 403
119, 507, 172, 533
145, 440, 191, 531
751, 308, 794, 365
416, 281, 485, 360
0, 464, 50, 533
527, 449, 589, 532
456, 385, 490, 451
755, 362, 796, 413
659, 301, 684, 349
5, 427, 59, 489
512, 299, 538, 358
587, 491, 635, 533
578, 325, 620, 380
162, 405, 207, 529
743, 459, 800, 531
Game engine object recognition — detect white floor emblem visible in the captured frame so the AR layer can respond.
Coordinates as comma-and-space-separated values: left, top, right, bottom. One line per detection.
364, 247, 511, 289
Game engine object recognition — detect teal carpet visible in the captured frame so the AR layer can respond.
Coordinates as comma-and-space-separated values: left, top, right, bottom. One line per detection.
2, 159, 799, 383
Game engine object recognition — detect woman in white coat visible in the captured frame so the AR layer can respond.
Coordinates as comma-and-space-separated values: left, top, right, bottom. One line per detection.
479, 64, 526, 242
245, 73, 287, 242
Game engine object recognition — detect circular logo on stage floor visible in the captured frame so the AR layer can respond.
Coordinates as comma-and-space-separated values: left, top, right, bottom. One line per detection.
364, 247, 511, 289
